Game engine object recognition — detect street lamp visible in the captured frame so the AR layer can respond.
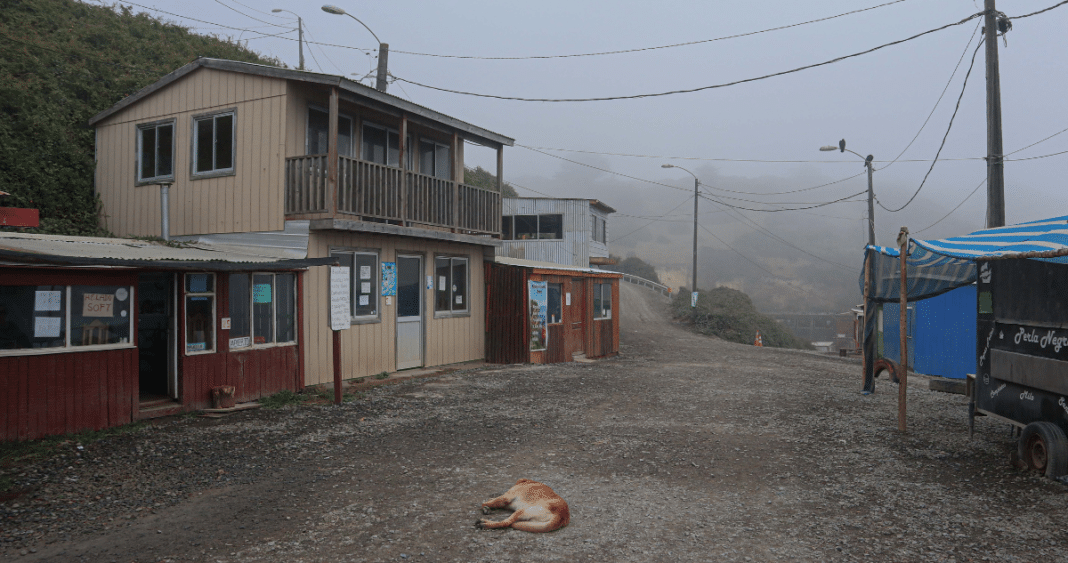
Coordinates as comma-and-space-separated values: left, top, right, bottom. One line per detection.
662, 164, 700, 308
321, 4, 388, 92
820, 139, 874, 247
271, 9, 304, 71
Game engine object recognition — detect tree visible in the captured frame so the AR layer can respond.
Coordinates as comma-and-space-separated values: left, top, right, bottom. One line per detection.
464, 166, 518, 198
605, 254, 661, 284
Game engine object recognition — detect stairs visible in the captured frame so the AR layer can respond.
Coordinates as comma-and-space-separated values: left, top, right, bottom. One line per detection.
138, 396, 183, 419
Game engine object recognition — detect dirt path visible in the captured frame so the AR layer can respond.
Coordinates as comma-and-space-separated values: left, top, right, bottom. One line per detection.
4, 284, 1067, 562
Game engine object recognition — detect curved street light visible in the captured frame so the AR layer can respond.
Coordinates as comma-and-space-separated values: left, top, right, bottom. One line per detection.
271, 9, 304, 71
662, 163, 700, 308
322, 5, 388, 92
820, 139, 874, 247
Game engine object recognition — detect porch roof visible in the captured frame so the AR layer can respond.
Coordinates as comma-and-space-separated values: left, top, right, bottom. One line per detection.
493, 256, 622, 278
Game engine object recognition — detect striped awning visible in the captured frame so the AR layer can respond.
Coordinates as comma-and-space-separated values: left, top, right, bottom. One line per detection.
863, 216, 1068, 302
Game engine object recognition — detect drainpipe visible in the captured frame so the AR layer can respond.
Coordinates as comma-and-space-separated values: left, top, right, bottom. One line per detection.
156, 182, 171, 241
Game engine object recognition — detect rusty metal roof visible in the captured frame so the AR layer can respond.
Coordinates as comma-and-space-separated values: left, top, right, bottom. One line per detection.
0, 232, 334, 271
492, 256, 621, 277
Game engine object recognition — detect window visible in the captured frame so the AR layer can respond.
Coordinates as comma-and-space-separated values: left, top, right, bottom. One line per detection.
419, 139, 451, 180
228, 273, 297, 349
307, 107, 354, 157
0, 284, 134, 353
594, 282, 612, 319
137, 120, 174, 183
435, 256, 469, 314
193, 111, 235, 176
592, 215, 607, 243
185, 273, 215, 354
547, 283, 562, 324
503, 214, 564, 240
330, 250, 379, 321
361, 122, 411, 169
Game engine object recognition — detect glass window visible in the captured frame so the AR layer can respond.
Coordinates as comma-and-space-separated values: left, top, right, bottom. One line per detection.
71, 285, 132, 346
252, 274, 275, 345
307, 107, 354, 157
514, 215, 538, 240
185, 273, 215, 354
193, 112, 235, 175
227, 273, 296, 348
419, 140, 451, 180
362, 123, 409, 169
502, 216, 513, 240
594, 282, 612, 320
228, 273, 251, 348
397, 257, 421, 318
0, 285, 65, 350
547, 283, 562, 324
539, 214, 563, 239
276, 274, 296, 343
137, 121, 174, 182
435, 256, 469, 314
330, 251, 379, 320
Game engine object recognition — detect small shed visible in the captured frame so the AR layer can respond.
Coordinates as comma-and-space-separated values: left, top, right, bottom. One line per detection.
0, 232, 331, 441
485, 257, 621, 364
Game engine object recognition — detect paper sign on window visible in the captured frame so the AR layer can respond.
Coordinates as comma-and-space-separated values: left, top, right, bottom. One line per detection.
359, 295, 369, 306
360, 266, 371, 280
35, 291, 62, 311
253, 284, 272, 303
361, 282, 371, 294
455, 295, 463, 305
82, 293, 115, 317
34, 317, 62, 338
439, 276, 446, 291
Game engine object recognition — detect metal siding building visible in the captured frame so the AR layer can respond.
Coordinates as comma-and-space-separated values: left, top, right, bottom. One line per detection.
881, 284, 976, 380
498, 198, 613, 267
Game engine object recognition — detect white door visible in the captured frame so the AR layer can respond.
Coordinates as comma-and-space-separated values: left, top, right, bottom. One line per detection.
396, 255, 423, 370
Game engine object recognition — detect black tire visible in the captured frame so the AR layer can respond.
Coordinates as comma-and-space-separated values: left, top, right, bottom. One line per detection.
1018, 422, 1068, 479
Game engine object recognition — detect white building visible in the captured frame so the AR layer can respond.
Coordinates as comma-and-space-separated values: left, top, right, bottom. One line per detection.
497, 198, 615, 268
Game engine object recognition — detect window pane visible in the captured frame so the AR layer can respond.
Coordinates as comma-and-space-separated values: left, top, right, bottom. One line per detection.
215, 114, 233, 170
308, 108, 329, 155
397, 257, 421, 318
539, 214, 563, 239
435, 256, 451, 311
140, 127, 156, 180
593, 283, 602, 317
362, 124, 387, 164
0, 285, 64, 350
420, 141, 435, 176
602, 284, 612, 318
157, 124, 173, 177
387, 130, 400, 167
186, 273, 213, 293
514, 215, 538, 240
352, 253, 377, 317
339, 115, 354, 158
435, 144, 451, 180
276, 274, 296, 343
71, 285, 132, 346
252, 274, 274, 344
228, 274, 251, 345
185, 295, 214, 353
195, 118, 214, 172
451, 258, 467, 311
547, 283, 562, 324
502, 216, 512, 239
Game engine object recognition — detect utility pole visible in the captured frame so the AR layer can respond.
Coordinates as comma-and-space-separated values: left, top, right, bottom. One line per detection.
984, 0, 1006, 228
376, 43, 389, 93
691, 174, 699, 307
297, 16, 305, 70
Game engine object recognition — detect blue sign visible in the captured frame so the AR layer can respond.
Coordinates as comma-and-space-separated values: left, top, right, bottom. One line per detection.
381, 262, 397, 297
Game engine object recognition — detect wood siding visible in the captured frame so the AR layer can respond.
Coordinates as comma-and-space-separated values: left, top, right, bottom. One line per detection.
1, 349, 137, 441
180, 346, 300, 410
94, 68, 288, 237
302, 232, 487, 385
485, 262, 528, 364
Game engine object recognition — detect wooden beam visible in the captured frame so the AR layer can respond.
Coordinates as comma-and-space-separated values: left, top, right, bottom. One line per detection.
328, 87, 339, 216
399, 115, 407, 226
897, 227, 909, 432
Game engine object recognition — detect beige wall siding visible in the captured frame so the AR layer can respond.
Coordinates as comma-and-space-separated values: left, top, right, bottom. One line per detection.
94, 68, 287, 237
302, 231, 486, 386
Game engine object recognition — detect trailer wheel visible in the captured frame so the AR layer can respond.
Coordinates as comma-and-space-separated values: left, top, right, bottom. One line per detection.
1018, 422, 1068, 479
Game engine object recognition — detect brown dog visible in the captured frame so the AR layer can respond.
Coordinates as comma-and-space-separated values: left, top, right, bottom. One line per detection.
475, 479, 570, 533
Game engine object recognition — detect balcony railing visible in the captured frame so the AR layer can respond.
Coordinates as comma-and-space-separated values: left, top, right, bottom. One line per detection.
284, 155, 501, 236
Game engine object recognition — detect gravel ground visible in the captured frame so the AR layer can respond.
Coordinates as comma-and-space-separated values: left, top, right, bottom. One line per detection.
2, 283, 1067, 562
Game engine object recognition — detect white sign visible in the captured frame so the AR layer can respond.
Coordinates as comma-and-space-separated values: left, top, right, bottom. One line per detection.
359, 295, 369, 306
439, 276, 447, 291
82, 293, 115, 317
361, 282, 371, 294
330, 266, 351, 331
34, 317, 62, 338
35, 291, 62, 311
360, 265, 371, 280
566, 293, 571, 306
691, 291, 699, 308
229, 336, 250, 349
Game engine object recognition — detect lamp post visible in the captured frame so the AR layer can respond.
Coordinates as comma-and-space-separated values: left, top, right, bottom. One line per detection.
662, 164, 700, 308
271, 9, 305, 71
321, 4, 388, 92
820, 139, 874, 247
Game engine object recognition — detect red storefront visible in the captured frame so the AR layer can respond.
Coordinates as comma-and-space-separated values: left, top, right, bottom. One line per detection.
0, 233, 332, 441
485, 257, 620, 364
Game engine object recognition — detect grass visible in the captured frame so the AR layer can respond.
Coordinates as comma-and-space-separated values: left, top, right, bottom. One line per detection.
373, 371, 390, 380
671, 286, 813, 349
258, 389, 309, 409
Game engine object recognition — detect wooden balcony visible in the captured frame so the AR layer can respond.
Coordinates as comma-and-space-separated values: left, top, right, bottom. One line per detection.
284, 155, 501, 237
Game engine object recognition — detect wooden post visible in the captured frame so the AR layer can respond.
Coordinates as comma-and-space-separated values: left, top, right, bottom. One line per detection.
328, 87, 339, 216
452, 132, 460, 232
862, 250, 874, 392
333, 330, 342, 405
496, 146, 504, 234
897, 227, 909, 432
399, 115, 407, 226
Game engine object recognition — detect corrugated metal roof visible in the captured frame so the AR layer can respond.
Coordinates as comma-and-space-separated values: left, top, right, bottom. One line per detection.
493, 256, 621, 277
0, 232, 334, 270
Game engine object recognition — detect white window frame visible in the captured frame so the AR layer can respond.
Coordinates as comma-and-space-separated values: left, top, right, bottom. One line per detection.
0, 284, 136, 357
330, 248, 381, 324
136, 119, 175, 185
191, 109, 236, 179
594, 282, 612, 320
228, 272, 298, 350
434, 255, 470, 317
184, 273, 216, 355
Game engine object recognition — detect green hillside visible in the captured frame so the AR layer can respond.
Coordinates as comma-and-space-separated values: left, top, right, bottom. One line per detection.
0, 0, 281, 235
671, 286, 812, 349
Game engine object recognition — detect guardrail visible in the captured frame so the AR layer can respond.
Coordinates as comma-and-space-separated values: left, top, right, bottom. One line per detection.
620, 273, 672, 296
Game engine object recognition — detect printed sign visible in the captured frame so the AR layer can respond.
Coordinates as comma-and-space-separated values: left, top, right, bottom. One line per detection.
253, 283, 272, 303
82, 293, 115, 317
529, 280, 548, 351
361, 282, 371, 295
427, 275, 433, 290
359, 295, 369, 306
229, 336, 251, 349
360, 265, 372, 280
35, 291, 62, 311
381, 262, 397, 297
34, 317, 62, 338
187, 342, 206, 352
330, 266, 351, 331
439, 276, 447, 291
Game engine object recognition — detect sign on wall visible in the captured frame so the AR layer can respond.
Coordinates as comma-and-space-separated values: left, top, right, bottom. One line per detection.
529, 280, 548, 351
381, 262, 397, 296
82, 293, 115, 317
330, 266, 351, 331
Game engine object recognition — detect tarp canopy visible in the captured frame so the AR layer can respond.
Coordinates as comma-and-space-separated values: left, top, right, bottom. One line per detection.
862, 215, 1068, 303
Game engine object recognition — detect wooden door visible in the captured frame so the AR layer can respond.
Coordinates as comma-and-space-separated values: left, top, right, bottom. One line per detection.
570, 278, 585, 354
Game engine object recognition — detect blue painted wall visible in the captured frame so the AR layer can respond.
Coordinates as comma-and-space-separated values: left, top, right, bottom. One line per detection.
881, 284, 976, 379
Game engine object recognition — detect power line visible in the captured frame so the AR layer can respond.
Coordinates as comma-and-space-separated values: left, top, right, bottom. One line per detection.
390, 0, 910, 60
213, 0, 291, 28
696, 222, 782, 279
611, 195, 696, 243
876, 35, 983, 213
394, 11, 986, 103
519, 145, 986, 165
913, 176, 986, 235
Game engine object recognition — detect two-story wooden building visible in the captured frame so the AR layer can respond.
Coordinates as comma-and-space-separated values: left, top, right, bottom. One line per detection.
89, 58, 513, 394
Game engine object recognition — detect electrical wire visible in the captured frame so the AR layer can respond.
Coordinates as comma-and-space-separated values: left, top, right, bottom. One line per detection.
876, 35, 983, 213
1004, 125, 1068, 157
394, 11, 986, 103
390, 0, 910, 60
1013, 0, 1068, 19
213, 0, 292, 28
611, 195, 696, 243
302, 27, 343, 74
696, 222, 782, 278
912, 177, 986, 235
519, 145, 986, 165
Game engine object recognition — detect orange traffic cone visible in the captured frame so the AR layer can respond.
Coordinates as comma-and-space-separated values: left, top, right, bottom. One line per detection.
754, 330, 763, 347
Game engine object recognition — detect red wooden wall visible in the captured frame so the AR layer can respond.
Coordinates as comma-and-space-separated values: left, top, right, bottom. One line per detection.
484, 262, 528, 364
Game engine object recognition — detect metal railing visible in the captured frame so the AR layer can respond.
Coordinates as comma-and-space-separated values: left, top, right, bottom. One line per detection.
620, 273, 672, 296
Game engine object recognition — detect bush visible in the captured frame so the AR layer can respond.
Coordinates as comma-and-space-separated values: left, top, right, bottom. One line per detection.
671, 286, 812, 349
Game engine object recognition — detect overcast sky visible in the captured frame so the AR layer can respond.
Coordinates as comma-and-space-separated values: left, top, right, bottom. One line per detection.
93, 0, 1068, 299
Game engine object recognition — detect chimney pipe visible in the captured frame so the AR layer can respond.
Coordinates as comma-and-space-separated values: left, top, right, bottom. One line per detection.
158, 182, 171, 241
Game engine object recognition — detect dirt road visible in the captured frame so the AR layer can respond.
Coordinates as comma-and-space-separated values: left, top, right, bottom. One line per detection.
3, 283, 1067, 562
